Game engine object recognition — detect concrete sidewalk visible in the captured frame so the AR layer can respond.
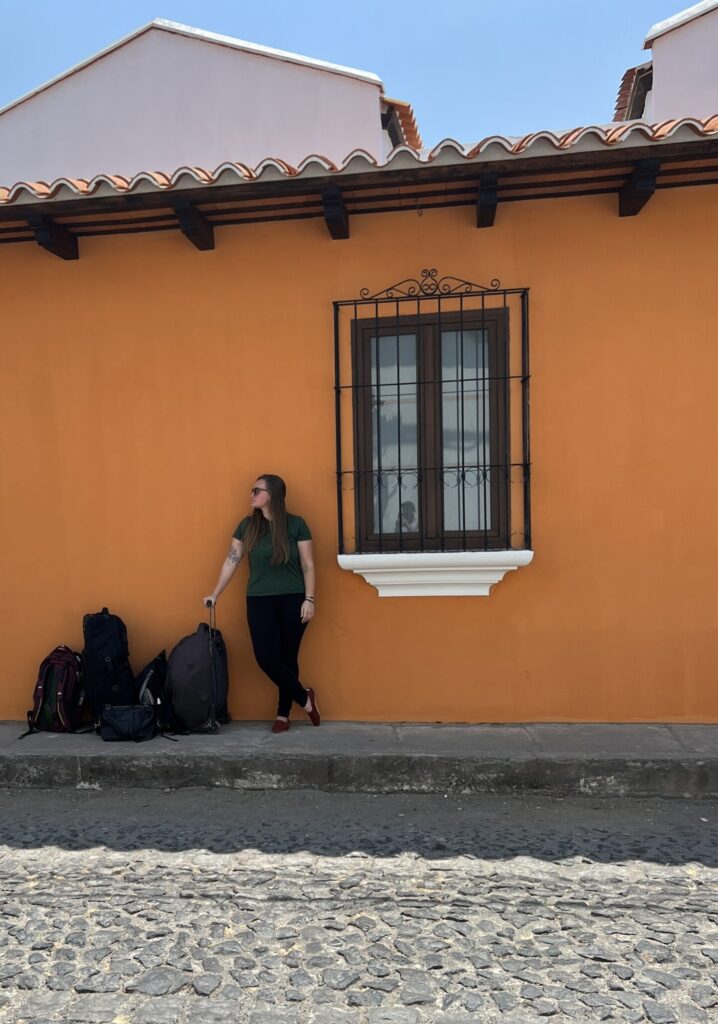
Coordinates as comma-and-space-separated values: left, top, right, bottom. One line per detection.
1, 721, 716, 797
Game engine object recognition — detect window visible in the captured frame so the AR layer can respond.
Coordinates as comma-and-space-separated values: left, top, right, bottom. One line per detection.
352, 310, 508, 550
334, 270, 531, 559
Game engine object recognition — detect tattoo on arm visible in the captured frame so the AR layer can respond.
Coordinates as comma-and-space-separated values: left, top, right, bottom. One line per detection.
227, 548, 241, 566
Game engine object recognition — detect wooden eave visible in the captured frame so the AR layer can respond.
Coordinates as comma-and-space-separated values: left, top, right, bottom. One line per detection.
2, 138, 718, 254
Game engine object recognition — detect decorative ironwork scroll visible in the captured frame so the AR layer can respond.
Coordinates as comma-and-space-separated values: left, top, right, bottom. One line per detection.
359, 267, 501, 300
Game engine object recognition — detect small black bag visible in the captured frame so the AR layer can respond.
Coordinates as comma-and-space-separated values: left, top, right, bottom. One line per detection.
99, 704, 156, 742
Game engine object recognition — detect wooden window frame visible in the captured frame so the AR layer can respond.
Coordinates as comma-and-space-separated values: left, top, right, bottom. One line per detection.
351, 308, 510, 552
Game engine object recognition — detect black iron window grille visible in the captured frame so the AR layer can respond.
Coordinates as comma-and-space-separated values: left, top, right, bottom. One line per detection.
334, 269, 531, 554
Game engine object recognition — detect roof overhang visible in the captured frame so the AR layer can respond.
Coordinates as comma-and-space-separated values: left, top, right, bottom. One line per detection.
2, 119, 718, 256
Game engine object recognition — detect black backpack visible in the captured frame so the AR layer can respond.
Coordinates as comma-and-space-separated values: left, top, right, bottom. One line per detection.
166, 608, 229, 733
24, 646, 85, 735
82, 607, 136, 723
135, 650, 170, 730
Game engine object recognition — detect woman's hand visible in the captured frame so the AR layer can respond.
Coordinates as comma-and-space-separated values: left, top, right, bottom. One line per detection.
300, 600, 314, 624
203, 595, 217, 609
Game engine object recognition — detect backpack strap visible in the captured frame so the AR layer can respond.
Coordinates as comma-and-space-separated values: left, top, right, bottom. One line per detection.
55, 660, 77, 731
137, 667, 155, 704
22, 653, 55, 738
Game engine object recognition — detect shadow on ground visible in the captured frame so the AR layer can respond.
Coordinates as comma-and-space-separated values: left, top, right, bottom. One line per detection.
0, 789, 715, 867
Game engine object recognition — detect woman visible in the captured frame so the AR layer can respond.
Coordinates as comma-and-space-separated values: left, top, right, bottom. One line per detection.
204, 474, 320, 733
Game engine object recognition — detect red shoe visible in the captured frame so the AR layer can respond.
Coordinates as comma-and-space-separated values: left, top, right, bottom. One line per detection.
271, 719, 290, 733
305, 688, 321, 727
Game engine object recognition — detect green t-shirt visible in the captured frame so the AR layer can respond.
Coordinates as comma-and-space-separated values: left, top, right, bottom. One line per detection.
233, 514, 312, 597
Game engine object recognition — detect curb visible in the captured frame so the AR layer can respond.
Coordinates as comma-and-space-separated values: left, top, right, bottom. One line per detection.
1, 751, 716, 797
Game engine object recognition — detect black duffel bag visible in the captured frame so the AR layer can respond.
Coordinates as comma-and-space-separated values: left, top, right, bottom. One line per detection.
99, 704, 156, 742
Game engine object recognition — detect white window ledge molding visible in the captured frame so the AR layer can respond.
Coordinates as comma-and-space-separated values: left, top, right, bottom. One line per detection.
337, 550, 534, 597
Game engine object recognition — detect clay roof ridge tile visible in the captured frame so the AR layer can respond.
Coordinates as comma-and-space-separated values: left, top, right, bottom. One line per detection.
88, 174, 131, 191
652, 117, 708, 139
252, 157, 298, 177
382, 145, 424, 169
605, 121, 655, 144
7, 180, 51, 201
465, 136, 515, 158
296, 154, 339, 173
427, 138, 467, 160
169, 166, 214, 185
557, 127, 591, 147
51, 177, 89, 193
210, 162, 255, 180
133, 171, 172, 187
338, 149, 380, 169
513, 130, 566, 154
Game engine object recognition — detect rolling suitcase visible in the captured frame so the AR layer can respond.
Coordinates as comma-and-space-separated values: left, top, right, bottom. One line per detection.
166, 605, 229, 733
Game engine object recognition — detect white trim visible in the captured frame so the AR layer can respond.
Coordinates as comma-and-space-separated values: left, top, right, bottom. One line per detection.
0, 18, 382, 119
151, 20, 382, 84
337, 550, 534, 597
644, 1, 718, 49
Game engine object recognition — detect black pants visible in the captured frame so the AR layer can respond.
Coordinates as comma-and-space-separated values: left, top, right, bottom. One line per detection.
246, 593, 308, 718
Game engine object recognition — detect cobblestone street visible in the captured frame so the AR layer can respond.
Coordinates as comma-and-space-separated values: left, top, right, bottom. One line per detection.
0, 789, 715, 1024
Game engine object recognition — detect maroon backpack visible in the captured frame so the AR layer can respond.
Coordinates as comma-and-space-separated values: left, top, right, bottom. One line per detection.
24, 646, 85, 735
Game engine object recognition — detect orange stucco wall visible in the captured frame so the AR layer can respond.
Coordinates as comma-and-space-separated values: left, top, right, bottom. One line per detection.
1, 187, 717, 722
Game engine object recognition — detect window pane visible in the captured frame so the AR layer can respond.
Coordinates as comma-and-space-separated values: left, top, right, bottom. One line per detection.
370, 334, 418, 535
441, 329, 491, 532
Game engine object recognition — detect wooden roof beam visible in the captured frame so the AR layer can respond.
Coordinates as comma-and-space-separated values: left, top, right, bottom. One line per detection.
322, 186, 349, 239
27, 212, 78, 260
476, 173, 498, 228
619, 159, 660, 217
175, 200, 215, 250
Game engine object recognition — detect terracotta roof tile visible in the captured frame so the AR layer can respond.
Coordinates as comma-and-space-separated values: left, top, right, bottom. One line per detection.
614, 61, 653, 123
296, 154, 338, 173
95, 174, 131, 191
2, 115, 717, 208
615, 66, 640, 122
385, 97, 422, 150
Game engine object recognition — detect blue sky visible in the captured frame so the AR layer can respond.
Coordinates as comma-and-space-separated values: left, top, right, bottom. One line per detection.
0, 0, 685, 148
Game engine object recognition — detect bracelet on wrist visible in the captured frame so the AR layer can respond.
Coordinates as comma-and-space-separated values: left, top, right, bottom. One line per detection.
305, 596, 315, 603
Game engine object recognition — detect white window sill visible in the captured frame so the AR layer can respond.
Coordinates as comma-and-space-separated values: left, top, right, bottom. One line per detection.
337, 550, 534, 597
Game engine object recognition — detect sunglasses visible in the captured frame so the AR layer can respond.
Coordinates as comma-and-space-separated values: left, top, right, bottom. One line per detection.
251, 487, 269, 496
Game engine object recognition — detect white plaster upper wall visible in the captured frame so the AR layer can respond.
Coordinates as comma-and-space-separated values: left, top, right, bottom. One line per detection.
650, 8, 718, 120
0, 28, 385, 185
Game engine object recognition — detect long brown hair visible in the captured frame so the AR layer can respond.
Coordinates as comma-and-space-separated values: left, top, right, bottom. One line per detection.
242, 474, 290, 565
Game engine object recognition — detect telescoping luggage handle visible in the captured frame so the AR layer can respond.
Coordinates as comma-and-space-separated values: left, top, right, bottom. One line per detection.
204, 599, 219, 731
205, 600, 216, 634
